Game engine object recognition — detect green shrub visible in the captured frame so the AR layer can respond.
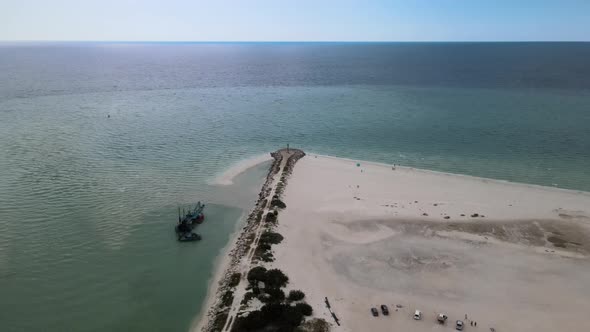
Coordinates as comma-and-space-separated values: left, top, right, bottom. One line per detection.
221, 290, 234, 307
265, 269, 289, 289
255, 209, 264, 223
211, 311, 229, 332
265, 213, 277, 223
271, 199, 287, 209
257, 242, 272, 251
260, 231, 284, 245
241, 291, 255, 305
260, 287, 285, 303
260, 251, 274, 262
232, 302, 306, 331
247, 266, 267, 285
232, 311, 265, 331
228, 273, 241, 287
254, 234, 277, 262
295, 318, 330, 332
246, 232, 256, 242
265, 303, 303, 327
295, 302, 313, 316
282, 305, 304, 326
287, 290, 305, 302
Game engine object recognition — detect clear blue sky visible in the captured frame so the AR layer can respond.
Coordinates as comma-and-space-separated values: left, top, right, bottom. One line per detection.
1, 0, 588, 41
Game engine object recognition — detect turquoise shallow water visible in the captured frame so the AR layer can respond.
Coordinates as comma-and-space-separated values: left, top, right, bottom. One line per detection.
1, 43, 590, 331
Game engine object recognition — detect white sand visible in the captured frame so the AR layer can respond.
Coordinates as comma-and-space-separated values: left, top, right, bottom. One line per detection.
271, 155, 590, 332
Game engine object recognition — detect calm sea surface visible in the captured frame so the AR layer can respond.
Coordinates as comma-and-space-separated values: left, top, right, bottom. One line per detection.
1, 43, 589, 331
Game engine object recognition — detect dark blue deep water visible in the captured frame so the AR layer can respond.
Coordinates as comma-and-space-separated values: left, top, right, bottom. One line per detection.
2, 43, 590, 99
1, 42, 589, 332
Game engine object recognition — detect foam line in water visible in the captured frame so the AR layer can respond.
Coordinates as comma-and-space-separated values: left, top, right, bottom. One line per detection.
210, 153, 273, 186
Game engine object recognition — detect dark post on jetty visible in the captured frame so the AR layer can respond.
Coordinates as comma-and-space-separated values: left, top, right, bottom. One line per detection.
325, 297, 340, 326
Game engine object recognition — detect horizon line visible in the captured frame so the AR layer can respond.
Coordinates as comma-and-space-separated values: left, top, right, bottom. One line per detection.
1, 40, 589, 43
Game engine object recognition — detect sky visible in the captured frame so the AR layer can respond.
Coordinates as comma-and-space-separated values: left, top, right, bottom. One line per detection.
1, 0, 589, 41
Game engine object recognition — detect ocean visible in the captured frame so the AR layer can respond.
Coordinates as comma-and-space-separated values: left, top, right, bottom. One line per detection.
1, 42, 589, 332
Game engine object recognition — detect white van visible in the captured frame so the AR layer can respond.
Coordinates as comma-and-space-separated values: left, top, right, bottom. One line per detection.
414, 310, 422, 320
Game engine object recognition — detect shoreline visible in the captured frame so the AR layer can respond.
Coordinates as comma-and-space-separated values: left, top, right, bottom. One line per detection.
307, 152, 590, 196
189, 209, 249, 331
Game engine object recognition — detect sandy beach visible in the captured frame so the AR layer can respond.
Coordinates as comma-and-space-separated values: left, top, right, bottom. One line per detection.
267, 154, 590, 332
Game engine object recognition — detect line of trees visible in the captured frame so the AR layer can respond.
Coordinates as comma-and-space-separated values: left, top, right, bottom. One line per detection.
234, 267, 313, 332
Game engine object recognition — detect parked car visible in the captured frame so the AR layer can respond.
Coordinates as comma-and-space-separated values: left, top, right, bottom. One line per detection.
437, 313, 448, 324
371, 307, 379, 317
380, 304, 389, 315
414, 310, 422, 320
456, 320, 464, 330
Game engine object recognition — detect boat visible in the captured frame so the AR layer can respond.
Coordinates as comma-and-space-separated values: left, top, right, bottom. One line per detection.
175, 202, 205, 242
180, 202, 205, 225
178, 232, 202, 242
175, 222, 192, 234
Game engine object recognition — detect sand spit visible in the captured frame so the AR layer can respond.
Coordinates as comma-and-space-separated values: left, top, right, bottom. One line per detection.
269, 154, 590, 332
211, 154, 274, 186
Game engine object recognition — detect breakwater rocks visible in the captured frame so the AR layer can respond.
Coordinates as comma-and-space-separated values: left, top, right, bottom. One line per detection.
201, 148, 305, 332
275, 149, 305, 198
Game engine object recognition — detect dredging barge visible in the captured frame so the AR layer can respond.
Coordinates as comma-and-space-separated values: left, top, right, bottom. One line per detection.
175, 202, 205, 242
